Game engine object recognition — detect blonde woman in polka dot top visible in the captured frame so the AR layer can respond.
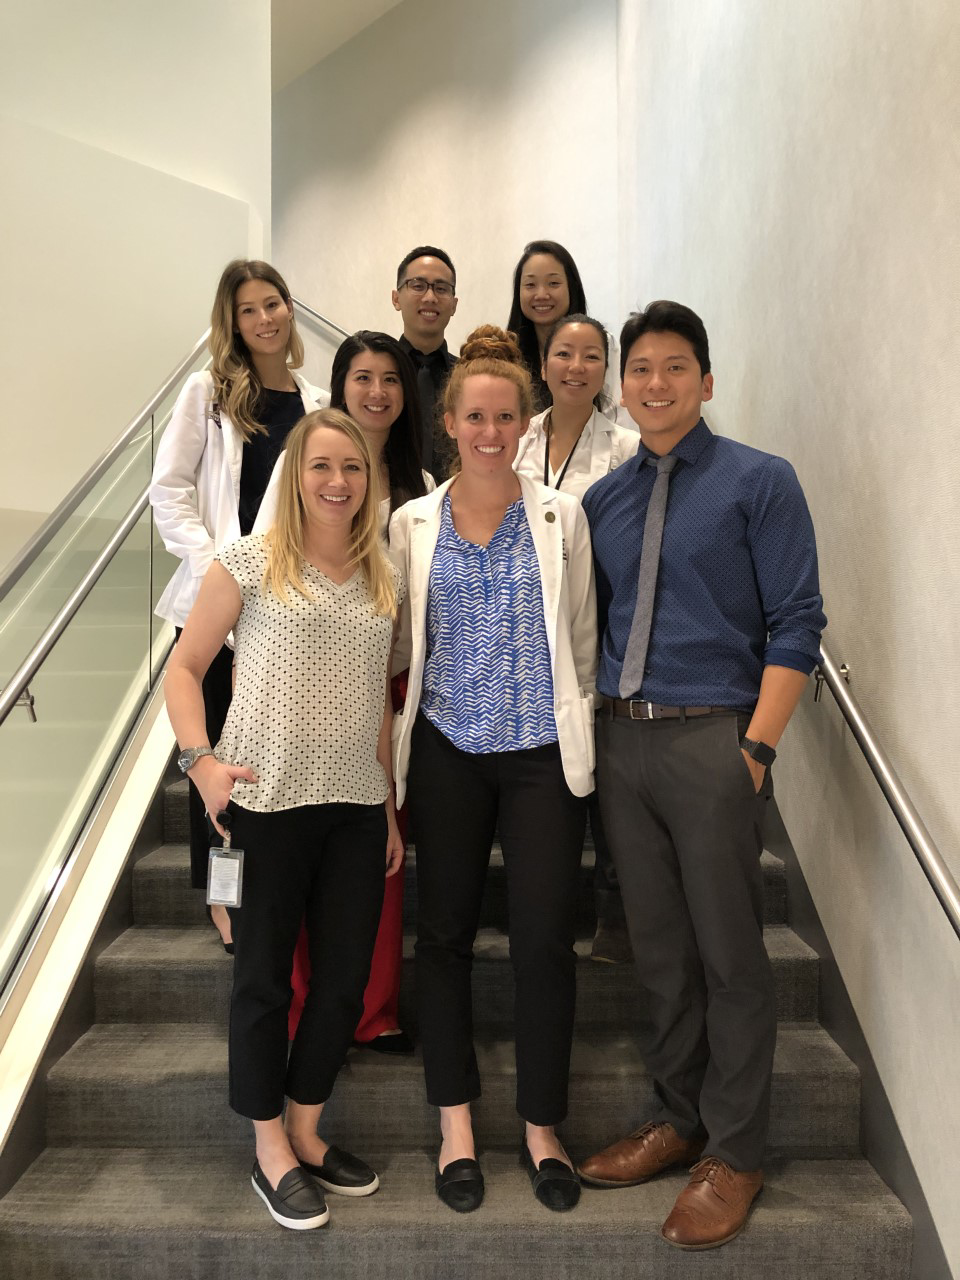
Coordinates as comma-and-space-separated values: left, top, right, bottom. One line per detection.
166, 408, 404, 1230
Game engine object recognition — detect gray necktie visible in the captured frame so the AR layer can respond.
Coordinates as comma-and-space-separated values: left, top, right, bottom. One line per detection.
618, 454, 678, 699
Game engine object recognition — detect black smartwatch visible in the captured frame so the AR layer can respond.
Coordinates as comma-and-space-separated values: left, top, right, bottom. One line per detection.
739, 736, 776, 767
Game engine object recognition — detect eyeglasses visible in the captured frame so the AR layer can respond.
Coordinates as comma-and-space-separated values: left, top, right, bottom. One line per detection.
398, 277, 455, 298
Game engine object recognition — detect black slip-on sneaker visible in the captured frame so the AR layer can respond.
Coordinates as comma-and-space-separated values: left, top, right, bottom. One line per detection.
251, 1159, 330, 1229
299, 1144, 379, 1197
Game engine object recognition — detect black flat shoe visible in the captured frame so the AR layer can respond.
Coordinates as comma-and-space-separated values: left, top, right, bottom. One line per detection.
354, 1029, 415, 1056
520, 1140, 581, 1212
298, 1144, 379, 1197
435, 1157, 484, 1213
205, 903, 234, 955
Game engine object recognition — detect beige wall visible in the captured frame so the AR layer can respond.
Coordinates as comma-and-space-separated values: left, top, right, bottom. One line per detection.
617, 0, 960, 1270
272, 0, 619, 379
0, 1, 272, 519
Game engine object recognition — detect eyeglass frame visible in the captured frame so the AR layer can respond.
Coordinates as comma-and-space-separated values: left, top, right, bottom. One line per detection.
397, 276, 456, 298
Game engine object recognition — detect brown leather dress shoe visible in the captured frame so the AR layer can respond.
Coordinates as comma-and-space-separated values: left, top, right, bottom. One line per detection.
660, 1156, 763, 1249
577, 1122, 706, 1187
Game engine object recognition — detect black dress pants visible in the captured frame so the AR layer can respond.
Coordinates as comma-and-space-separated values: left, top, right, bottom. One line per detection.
408, 714, 586, 1127
596, 710, 776, 1171
173, 629, 234, 890
227, 801, 386, 1120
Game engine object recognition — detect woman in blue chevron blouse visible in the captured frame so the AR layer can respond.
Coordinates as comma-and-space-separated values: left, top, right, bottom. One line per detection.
389, 326, 598, 1215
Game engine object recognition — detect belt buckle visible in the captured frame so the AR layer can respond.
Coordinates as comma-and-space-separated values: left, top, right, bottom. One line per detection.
628, 701, 655, 720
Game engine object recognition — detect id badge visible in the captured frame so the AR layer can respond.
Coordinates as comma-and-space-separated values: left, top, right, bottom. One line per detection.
206, 811, 244, 908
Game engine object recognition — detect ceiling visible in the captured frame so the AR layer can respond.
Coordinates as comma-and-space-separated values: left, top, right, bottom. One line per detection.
271, 0, 404, 90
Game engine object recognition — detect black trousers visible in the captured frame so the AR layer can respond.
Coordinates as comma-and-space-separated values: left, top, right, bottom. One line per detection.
589, 790, 624, 920
174, 629, 234, 890
596, 710, 776, 1170
408, 714, 586, 1126
227, 801, 386, 1120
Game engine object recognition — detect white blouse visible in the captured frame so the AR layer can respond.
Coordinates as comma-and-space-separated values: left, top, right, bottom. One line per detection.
215, 534, 403, 813
513, 407, 641, 501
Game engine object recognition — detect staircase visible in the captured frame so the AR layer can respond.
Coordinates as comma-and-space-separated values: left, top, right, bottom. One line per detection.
0, 779, 912, 1278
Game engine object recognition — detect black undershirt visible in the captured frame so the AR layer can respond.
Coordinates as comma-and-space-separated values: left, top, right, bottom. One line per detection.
237, 388, 304, 535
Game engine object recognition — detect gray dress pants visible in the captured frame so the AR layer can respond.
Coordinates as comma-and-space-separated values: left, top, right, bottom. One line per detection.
595, 709, 776, 1170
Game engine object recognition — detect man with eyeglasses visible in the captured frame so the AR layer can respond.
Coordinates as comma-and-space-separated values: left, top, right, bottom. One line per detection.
392, 246, 459, 482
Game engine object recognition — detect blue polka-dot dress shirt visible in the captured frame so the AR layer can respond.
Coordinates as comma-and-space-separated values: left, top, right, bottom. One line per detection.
582, 419, 826, 706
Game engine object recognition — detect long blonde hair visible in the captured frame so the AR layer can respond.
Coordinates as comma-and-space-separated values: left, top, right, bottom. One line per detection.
209, 259, 305, 443
263, 409, 398, 617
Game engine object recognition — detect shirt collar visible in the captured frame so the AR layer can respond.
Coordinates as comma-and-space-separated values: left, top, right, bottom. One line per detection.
399, 334, 450, 367
637, 417, 713, 469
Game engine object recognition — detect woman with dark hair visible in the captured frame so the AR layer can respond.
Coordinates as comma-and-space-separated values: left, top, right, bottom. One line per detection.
507, 241, 588, 411
514, 314, 640, 965
150, 259, 328, 950
257, 330, 433, 1055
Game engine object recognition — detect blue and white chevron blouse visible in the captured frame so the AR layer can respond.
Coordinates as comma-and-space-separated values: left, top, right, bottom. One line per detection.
421, 495, 558, 754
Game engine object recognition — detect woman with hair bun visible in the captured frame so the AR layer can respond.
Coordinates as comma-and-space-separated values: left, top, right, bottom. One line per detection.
389, 325, 597, 1215
150, 259, 328, 950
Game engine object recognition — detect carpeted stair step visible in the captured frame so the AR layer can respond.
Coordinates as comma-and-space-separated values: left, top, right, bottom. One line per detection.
133, 841, 788, 931
45, 1023, 859, 1157
94, 924, 819, 1026
0, 1148, 912, 1280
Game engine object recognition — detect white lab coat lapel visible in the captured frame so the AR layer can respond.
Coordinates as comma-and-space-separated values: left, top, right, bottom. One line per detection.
519, 473, 562, 667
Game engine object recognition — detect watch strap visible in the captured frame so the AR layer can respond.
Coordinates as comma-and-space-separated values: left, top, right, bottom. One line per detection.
739, 736, 777, 767
178, 746, 215, 774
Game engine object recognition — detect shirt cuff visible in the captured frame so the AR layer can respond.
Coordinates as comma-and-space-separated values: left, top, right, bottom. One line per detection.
764, 647, 818, 675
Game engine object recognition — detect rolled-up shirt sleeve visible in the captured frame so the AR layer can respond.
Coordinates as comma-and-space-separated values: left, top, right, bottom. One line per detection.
748, 455, 826, 674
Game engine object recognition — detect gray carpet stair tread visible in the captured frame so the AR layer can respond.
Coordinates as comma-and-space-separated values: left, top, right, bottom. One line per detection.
94, 925, 819, 1025
0, 1149, 911, 1280
45, 1023, 859, 1155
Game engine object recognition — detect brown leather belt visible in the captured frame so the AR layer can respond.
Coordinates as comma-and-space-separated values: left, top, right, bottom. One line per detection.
600, 697, 737, 722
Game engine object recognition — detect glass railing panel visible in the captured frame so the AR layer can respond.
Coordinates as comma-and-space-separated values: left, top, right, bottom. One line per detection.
0, 343, 210, 688
0, 507, 155, 991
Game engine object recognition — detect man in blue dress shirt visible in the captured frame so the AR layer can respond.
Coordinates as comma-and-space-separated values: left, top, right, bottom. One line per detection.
577, 301, 826, 1250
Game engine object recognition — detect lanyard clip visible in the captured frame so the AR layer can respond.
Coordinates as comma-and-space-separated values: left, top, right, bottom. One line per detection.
216, 809, 232, 851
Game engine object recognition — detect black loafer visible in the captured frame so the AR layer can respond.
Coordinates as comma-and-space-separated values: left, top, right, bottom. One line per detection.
520, 1141, 581, 1212
435, 1157, 484, 1213
353, 1029, 415, 1055
299, 1144, 379, 1197
251, 1159, 329, 1229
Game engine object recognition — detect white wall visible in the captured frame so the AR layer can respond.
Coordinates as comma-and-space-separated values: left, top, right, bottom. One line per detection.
618, 0, 960, 1271
0, 0, 272, 523
273, 0, 618, 371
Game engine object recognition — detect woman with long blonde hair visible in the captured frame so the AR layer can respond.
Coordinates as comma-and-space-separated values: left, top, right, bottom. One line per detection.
150, 259, 328, 947
165, 408, 404, 1230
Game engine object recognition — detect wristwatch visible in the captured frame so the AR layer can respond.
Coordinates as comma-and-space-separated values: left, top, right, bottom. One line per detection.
739, 736, 777, 767
177, 746, 215, 774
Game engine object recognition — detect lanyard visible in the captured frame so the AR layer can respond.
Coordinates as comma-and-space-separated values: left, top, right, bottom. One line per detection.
543, 417, 586, 490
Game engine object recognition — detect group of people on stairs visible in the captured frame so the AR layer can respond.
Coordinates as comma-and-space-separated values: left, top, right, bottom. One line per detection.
154, 245, 825, 1248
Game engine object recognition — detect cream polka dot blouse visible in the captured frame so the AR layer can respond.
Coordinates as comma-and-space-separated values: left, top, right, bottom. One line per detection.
214, 534, 403, 812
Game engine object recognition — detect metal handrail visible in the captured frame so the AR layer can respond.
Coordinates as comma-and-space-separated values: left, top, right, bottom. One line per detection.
0, 331, 211, 606
817, 644, 960, 942
0, 492, 150, 728
292, 297, 350, 339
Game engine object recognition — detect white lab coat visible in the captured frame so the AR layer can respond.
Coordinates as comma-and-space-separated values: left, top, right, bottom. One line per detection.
388, 473, 597, 805
514, 407, 641, 500
150, 369, 328, 626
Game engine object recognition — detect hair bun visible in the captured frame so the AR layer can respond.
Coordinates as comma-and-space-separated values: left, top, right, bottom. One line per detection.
459, 324, 524, 367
